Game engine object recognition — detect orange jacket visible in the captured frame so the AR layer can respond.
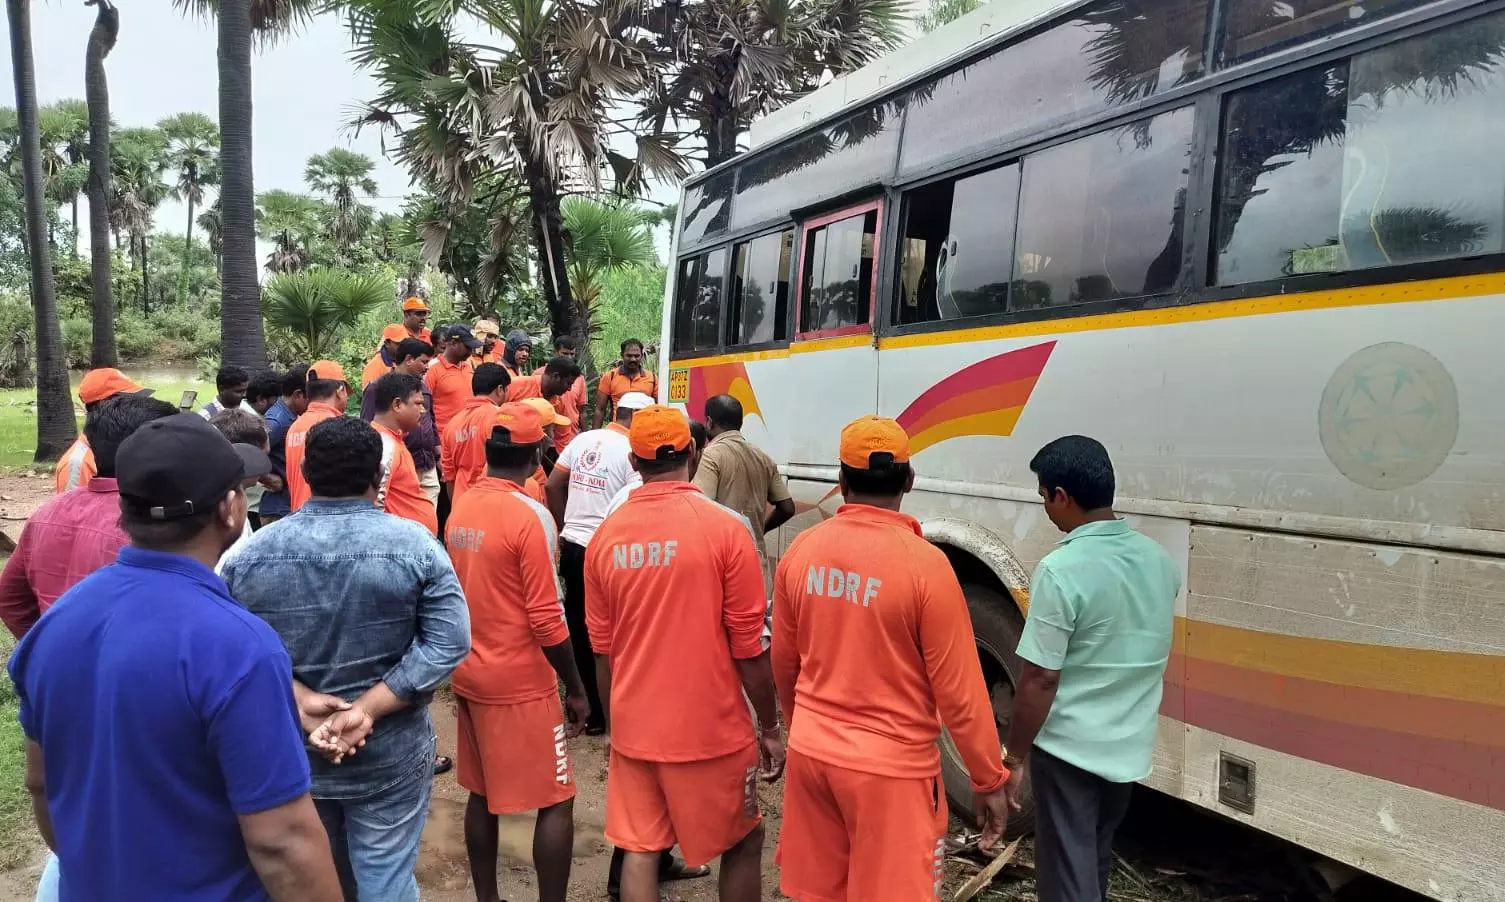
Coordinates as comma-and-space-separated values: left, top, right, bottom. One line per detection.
771, 504, 1007, 793
373, 420, 438, 535
285, 402, 344, 511
439, 397, 497, 499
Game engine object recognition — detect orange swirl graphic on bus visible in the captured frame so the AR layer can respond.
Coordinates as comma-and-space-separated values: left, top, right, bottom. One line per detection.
686, 362, 763, 424
896, 341, 1056, 456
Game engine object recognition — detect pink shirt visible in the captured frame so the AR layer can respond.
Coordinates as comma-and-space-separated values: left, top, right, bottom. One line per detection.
0, 478, 129, 639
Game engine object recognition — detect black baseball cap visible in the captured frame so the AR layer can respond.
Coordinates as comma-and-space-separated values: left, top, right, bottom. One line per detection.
445, 324, 483, 351
117, 413, 272, 521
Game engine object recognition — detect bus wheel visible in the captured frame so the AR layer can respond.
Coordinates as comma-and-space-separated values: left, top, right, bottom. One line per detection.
938, 581, 1035, 838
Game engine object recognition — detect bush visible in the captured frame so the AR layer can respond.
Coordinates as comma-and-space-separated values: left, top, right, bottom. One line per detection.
61, 318, 93, 368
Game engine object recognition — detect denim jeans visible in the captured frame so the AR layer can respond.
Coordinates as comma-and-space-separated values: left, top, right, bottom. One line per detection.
314, 757, 434, 902
33, 853, 59, 902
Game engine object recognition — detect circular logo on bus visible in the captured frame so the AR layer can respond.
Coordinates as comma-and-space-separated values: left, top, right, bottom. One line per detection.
1317, 342, 1458, 491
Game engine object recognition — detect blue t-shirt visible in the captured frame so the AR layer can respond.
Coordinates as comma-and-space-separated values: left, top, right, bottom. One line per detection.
8, 547, 312, 901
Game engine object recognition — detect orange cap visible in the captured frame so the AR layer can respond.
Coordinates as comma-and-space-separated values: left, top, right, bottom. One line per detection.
381, 324, 409, 343
308, 360, 347, 383
490, 402, 546, 445
401, 296, 429, 312
520, 397, 569, 427
78, 368, 150, 405
628, 404, 692, 461
839, 415, 910, 470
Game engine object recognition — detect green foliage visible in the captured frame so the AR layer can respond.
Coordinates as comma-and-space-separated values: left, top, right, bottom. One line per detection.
263, 269, 393, 359
256, 189, 325, 273
918, 0, 982, 33
591, 263, 665, 368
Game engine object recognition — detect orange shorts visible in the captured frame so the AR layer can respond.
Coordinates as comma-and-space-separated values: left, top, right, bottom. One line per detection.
455, 694, 576, 814
605, 743, 761, 868
777, 749, 948, 902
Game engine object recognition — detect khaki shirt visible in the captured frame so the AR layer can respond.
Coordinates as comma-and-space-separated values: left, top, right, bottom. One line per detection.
692, 430, 792, 549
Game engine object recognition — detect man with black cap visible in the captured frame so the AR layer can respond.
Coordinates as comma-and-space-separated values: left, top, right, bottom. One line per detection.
8, 414, 344, 900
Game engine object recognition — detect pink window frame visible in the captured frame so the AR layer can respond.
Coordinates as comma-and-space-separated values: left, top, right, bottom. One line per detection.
794, 198, 884, 341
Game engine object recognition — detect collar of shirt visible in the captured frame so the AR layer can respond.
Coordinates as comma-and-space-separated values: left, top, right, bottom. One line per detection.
460, 396, 494, 413
267, 398, 295, 425
299, 498, 376, 516
86, 477, 118, 494
606, 422, 629, 436
832, 503, 924, 537
372, 419, 405, 440
437, 356, 469, 372
473, 476, 524, 493
308, 401, 344, 418
709, 429, 743, 446
627, 480, 699, 500
1059, 518, 1130, 545
117, 546, 227, 595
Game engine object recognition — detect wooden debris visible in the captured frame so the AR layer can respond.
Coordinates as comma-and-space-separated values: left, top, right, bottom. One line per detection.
952, 838, 1021, 902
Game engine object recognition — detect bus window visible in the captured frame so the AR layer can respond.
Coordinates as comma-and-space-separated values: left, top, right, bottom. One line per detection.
1011, 106, 1193, 310
679, 171, 734, 248
1214, 13, 1505, 286
799, 206, 880, 337
728, 230, 793, 346
1220, 0, 1432, 66
895, 163, 1020, 325
671, 248, 728, 352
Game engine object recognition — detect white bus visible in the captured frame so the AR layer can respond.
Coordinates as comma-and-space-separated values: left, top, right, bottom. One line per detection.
657, 0, 1505, 898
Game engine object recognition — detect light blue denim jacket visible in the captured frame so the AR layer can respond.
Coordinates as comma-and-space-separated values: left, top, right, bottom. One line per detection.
219, 499, 471, 799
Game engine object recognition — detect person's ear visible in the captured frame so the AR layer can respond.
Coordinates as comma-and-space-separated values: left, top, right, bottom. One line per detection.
629, 454, 642, 474
903, 467, 916, 495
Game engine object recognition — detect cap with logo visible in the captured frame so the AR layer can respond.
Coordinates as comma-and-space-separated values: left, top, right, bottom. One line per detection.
617, 391, 655, 411
628, 405, 692, 461
78, 368, 152, 406
445, 325, 483, 351
520, 397, 569, 427
402, 296, 430, 313
308, 360, 348, 383
489, 402, 547, 446
117, 413, 272, 521
381, 324, 409, 343
839, 416, 911, 470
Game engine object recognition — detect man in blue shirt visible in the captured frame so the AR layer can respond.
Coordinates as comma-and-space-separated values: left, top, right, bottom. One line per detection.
1004, 435, 1180, 902
221, 416, 470, 902
8, 413, 343, 901
259, 366, 309, 524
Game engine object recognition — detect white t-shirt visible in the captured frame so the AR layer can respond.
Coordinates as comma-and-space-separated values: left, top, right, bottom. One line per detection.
556, 427, 640, 547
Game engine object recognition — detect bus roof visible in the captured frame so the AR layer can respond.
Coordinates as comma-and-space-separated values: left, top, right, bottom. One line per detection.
746, 0, 1082, 152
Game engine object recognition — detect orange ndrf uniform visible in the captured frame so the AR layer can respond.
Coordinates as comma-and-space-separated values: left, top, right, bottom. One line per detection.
58, 369, 151, 493
372, 420, 438, 535
447, 457, 575, 814
584, 408, 768, 867
439, 396, 498, 500
772, 416, 1008, 902
284, 401, 343, 511
54, 436, 95, 494
424, 356, 474, 434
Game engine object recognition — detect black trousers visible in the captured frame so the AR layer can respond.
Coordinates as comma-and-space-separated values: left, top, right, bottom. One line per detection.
560, 540, 605, 730
1031, 746, 1134, 902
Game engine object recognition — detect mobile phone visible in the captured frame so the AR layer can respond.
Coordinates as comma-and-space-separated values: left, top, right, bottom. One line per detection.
178, 390, 198, 412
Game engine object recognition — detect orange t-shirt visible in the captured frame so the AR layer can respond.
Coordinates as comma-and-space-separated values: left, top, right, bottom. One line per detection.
446, 477, 566, 704
505, 375, 542, 402
373, 419, 438, 535
585, 481, 766, 762
597, 367, 657, 404
361, 353, 393, 390
439, 396, 498, 499
285, 402, 344, 511
424, 357, 474, 434
771, 504, 1007, 793
553, 376, 587, 451
523, 476, 546, 504
54, 435, 95, 493
407, 325, 432, 345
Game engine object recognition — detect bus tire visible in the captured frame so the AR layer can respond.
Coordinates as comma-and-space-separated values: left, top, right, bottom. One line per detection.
938, 581, 1036, 838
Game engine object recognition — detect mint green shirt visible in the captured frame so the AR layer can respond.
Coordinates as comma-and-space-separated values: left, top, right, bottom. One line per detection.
1016, 519, 1179, 783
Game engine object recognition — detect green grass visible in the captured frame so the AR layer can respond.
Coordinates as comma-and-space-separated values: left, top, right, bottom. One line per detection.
0, 368, 203, 471
0, 630, 38, 870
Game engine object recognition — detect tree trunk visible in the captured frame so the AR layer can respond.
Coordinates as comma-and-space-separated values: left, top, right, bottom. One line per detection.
180, 194, 194, 303
70, 197, 78, 258
7, 0, 77, 460
140, 233, 150, 316
520, 154, 578, 344
86, 0, 119, 368
216, 0, 266, 368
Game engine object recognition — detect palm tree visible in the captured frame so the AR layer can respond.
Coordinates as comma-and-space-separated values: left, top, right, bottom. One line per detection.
5, 0, 76, 460
174, 0, 317, 369
38, 101, 89, 255
561, 198, 655, 376
255, 189, 321, 273
305, 147, 377, 260
159, 111, 220, 304
262, 269, 390, 359
109, 127, 169, 312
85, 0, 120, 366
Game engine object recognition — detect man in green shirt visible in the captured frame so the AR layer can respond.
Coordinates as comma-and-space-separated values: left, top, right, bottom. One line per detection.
1003, 435, 1180, 902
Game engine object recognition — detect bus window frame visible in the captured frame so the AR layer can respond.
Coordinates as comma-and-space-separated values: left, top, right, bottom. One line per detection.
670, 245, 735, 358
723, 225, 799, 352
794, 198, 886, 341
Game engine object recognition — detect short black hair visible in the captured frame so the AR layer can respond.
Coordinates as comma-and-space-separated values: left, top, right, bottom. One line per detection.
372, 372, 423, 413
840, 461, 912, 497
282, 365, 308, 397
484, 436, 540, 471
121, 502, 217, 550
393, 338, 432, 365
246, 371, 283, 406
704, 394, 743, 431
208, 409, 268, 448
303, 416, 380, 499
305, 373, 344, 402
85, 395, 178, 478
216, 365, 250, 391
634, 449, 692, 477
689, 419, 707, 451
553, 334, 577, 351
1030, 435, 1115, 510
621, 338, 644, 353
543, 356, 581, 381
472, 362, 510, 396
